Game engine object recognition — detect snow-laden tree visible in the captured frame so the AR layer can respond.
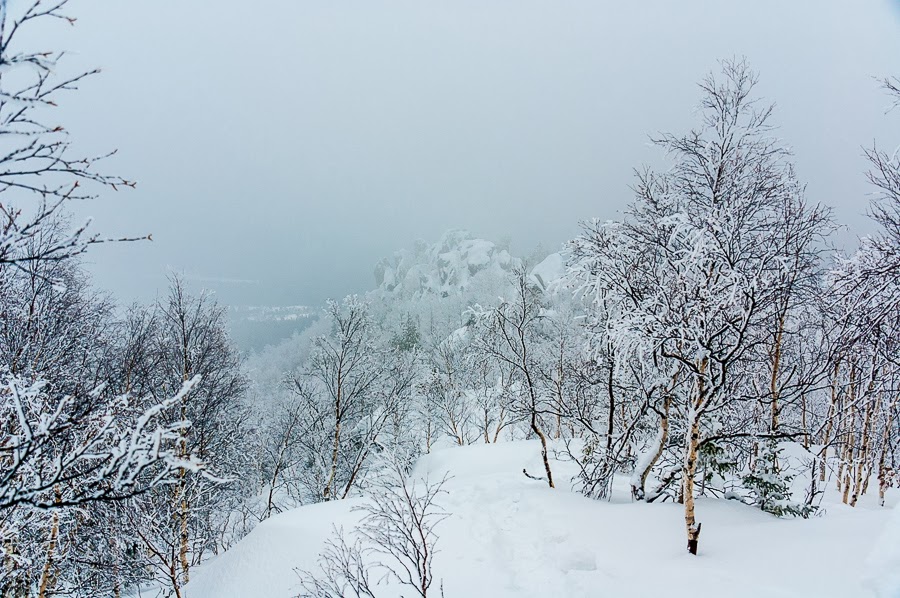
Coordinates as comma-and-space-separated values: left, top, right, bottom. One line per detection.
859, 76, 900, 309
821, 78, 900, 510
569, 59, 832, 553
567, 218, 675, 500
421, 325, 517, 448
116, 276, 249, 596
0, 370, 201, 594
0, 221, 213, 596
825, 249, 899, 509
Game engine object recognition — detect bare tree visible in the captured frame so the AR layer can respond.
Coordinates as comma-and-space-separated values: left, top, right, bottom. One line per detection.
0, 0, 143, 270
423, 332, 516, 448
297, 531, 378, 598
815, 76, 900, 514
821, 78, 900, 511
287, 296, 416, 503
257, 399, 308, 520
855, 77, 900, 325
297, 463, 448, 598
880, 75, 900, 112
470, 267, 557, 488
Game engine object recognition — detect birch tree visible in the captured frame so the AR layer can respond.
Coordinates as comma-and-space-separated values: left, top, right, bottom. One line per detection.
470, 268, 557, 488
569, 58, 831, 552
119, 277, 248, 596
288, 296, 416, 503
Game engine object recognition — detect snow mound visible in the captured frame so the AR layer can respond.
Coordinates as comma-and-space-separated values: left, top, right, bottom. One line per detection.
412, 439, 549, 481
184, 500, 364, 598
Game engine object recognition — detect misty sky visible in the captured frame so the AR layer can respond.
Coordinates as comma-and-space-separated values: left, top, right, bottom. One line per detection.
46, 1, 900, 307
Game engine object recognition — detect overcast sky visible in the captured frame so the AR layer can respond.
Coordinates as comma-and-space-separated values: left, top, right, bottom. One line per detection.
46, 0, 900, 306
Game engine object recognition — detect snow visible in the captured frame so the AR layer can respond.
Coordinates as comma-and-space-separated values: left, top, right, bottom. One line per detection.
630, 426, 664, 489
184, 441, 897, 598
865, 502, 900, 597
529, 252, 566, 292
184, 499, 365, 598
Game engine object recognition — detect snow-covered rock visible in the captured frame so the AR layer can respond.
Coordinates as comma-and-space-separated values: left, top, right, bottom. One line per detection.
529, 251, 566, 292
374, 230, 520, 299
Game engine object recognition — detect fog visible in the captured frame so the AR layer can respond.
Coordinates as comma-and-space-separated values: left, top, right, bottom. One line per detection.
47, 0, 900, 307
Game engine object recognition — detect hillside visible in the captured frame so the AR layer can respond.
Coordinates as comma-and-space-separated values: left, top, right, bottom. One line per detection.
227, 305, 316, 351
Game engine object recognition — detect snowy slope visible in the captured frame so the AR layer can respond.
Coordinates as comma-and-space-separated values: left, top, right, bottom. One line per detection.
183, 499, 364, 597
185, 441, 897, 598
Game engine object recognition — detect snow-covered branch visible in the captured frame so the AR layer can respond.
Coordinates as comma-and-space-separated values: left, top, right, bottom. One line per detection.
0, 374, 203, 510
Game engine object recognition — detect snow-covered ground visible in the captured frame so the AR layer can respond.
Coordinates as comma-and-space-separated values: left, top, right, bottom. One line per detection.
185, 441, 899, 598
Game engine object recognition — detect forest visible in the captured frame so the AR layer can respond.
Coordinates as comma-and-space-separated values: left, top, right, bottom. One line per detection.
1, 2, 899, 597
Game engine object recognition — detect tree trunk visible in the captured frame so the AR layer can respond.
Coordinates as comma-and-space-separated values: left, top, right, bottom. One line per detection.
770, 311, 786, 432
606, 357, 615, 455
523, 364, 554, 488
821, 360, 840, 482
37, 511, 60, 598
177, 400, 191, 584
493, 404, 508, 443
842, 363, 859, 503
851, 400, 871, 507
532, 410, 555, 489
841, 409, 855, 504
878, 396, 897, 507
324, 383, 343, 501
683, 363, 706, 555
684, 414, 702, 555
857, 360, 881, 499
265, 458, 284, 519
633, 393, 671, 500
179, 489, 190, 583
170, 559, 184, 598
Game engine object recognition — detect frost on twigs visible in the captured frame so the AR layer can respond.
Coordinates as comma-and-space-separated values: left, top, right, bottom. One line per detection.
0, 0, 145, 271
880, 76, 900, 113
